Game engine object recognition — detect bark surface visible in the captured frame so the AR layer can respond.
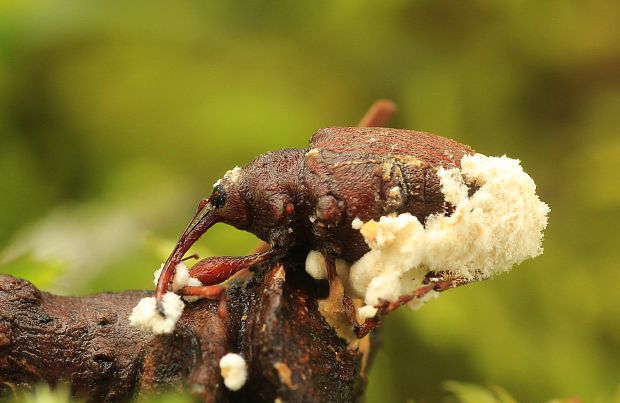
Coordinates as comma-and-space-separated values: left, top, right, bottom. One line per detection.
0, 255, 369, 402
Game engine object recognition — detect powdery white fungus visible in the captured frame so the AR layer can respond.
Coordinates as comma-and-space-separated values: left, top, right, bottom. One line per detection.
407, 290, 440, 311
223, 166, 242, 184
305, 148, 320, 157
153, 262, 202, 302
129, 292, 185, 334
305, 250, 328, 280
219, 353, 247, 391
213, 166, 241, 188
357, 305, 378, 320
304, 250, 351, 287
348, 153, 550, 308
388, 186, 402, 200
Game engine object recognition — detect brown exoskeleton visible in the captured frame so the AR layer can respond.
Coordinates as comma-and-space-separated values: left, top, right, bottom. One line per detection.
155, 101, 474, 336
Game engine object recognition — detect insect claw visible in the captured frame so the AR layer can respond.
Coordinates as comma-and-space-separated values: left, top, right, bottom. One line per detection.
156, 300, 166, 317
355, 316, 381, 338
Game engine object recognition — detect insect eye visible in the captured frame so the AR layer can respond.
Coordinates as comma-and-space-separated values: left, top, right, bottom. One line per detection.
210, 184, 227, 209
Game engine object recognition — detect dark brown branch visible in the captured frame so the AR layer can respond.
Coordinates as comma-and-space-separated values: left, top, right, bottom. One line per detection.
0, 258, 371, 402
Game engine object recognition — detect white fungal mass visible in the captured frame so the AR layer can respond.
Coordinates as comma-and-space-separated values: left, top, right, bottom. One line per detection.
128, 292, 185, 335
129, 262, 204, 335
153, 262, 202, 302
311, 153, 550, 312
219, 353, 248, 391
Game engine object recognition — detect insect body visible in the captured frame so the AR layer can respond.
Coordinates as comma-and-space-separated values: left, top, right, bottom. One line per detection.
154, 125, 474, 312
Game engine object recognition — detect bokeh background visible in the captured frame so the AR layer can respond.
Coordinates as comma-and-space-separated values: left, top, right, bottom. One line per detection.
1, 1, 619, 402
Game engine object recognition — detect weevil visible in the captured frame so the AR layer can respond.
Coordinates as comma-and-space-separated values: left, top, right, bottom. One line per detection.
154, 101, 474, 334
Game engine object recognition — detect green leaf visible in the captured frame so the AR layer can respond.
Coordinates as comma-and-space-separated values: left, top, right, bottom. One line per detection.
443, 381, 518, 403
140, 390, 195, 403
12, 384, 82, 403
0, 254, 65, 290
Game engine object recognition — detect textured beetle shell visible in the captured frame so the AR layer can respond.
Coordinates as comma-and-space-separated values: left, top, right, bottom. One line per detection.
296, 127, 475, 262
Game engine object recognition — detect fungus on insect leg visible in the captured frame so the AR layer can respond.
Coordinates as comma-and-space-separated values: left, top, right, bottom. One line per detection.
355, 271, 470, 338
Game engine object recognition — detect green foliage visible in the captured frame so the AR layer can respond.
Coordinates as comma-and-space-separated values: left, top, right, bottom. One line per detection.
11, 384, 82, 403
443, 381, 518, 403
0, 254, 65, 290
1, 1, 619, 402
8, 384, 195, 403
139, 390, 195, 403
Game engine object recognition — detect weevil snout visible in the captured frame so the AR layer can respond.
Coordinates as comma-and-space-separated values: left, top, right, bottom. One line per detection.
154, 174, 253, 315
155, 196, 221, 314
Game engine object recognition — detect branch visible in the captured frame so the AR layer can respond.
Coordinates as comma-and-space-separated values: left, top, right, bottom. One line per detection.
0, 258, 371, 402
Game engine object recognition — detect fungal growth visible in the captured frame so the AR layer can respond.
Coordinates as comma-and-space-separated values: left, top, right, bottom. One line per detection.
129, 291, 184, 335
219, 353, 248, 391
129, 262, 206, 333
346, 153, 549, 316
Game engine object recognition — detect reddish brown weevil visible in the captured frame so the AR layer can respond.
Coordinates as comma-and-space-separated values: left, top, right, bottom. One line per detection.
155, 101, 474, 331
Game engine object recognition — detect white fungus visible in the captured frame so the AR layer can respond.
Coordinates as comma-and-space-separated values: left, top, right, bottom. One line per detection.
128, 262, 204, 334
223, 166, 242, 184
305, 148, 320, 157
351, 217, 364, 230
128, 292, 185, 335
219, 353, 248, 391
357, 305, 378, 320
304, 250, 352, 291
153, 262, 203, 302
348, 153, 550, 308
305, 250, 328, 280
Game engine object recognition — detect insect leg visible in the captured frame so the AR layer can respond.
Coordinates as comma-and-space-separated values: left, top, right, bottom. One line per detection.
355, 316, 381, 339
178, 284, 226, 299
188, 247, 286, 285
323, 255, 337, 282
357, 99, 397, 127
177, 285, 228, 319
323, 254, 358, 328
355, 272, 470, 338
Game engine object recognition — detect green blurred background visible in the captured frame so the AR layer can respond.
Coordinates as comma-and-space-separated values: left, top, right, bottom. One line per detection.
1, 0, 619, 402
